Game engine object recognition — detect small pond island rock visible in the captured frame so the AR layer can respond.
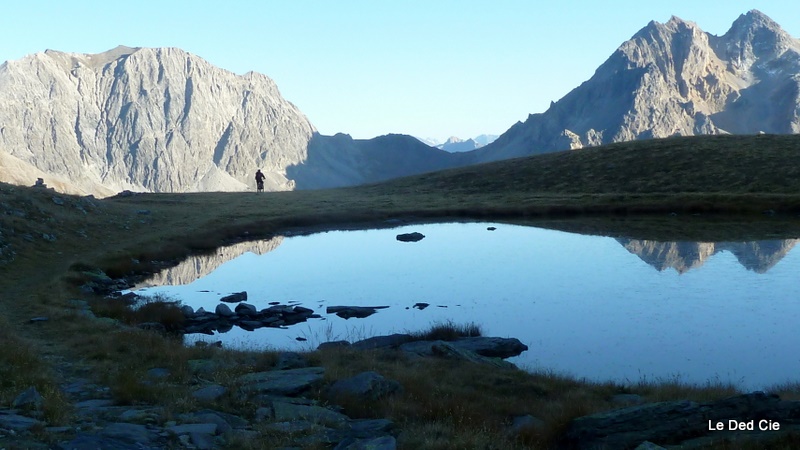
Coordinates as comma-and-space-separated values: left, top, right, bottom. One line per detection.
327, 305, 390, 319
220, 291, 247, 303
396, 232, 425, 242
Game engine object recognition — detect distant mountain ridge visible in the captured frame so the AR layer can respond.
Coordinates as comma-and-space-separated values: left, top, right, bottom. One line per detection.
413, 135, 498, 152
468, 9, 800, 162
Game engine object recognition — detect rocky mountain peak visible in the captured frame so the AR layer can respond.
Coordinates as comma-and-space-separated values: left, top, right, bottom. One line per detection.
729, 9, 782, 34
467, 10, 800, 163
721, 9, 796, 66
665, 15, 700, 30
39, 45, 142, 72
83, 45, 141, 65
635, 16, 700, 42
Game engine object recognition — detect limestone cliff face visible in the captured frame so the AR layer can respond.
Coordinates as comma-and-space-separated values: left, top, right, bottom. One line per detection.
618, 238, 799, 274
0, 46, 315, 194
471, 10, 800, 162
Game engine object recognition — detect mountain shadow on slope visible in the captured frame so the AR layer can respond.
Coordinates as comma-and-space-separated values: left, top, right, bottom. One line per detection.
287, 132, 460, 190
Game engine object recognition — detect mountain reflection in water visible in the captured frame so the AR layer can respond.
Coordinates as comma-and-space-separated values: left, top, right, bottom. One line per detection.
134, 222, 800, 390
137, 236, 284, 287
617, 239, 799, 274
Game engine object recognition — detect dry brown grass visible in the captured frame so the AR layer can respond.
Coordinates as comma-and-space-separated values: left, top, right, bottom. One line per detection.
766, 381, 800, 401
307, 344, 746, 449
88, 293, 186, 331
0, 320, 73, 425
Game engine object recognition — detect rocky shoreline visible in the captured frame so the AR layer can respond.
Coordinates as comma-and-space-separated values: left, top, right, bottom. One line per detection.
4, 321, 800, 449
1, 350, 402, 449
28, 266, 797, 448
3, 309, 530, 449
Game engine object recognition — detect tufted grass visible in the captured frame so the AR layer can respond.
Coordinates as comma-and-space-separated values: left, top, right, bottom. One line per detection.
407, 320, 483, 341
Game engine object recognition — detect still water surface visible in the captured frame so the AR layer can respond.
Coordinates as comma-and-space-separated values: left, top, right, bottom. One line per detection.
135, 222, 800, 391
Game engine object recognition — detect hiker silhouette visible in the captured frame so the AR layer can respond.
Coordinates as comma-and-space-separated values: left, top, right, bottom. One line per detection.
255, 169, 265, 192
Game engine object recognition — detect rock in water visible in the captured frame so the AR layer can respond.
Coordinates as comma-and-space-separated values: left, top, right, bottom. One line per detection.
396, 232, 425, 242
220, 291, 247, 303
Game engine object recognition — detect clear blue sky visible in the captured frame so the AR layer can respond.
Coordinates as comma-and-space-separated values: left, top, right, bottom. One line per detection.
1, 1, 798, 141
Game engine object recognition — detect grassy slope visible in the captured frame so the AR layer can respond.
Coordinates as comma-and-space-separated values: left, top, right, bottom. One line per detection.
2, 133, 800, 448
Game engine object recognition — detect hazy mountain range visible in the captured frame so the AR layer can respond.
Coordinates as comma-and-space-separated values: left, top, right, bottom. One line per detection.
415, 135, 499, 152
0, 9, 798, 195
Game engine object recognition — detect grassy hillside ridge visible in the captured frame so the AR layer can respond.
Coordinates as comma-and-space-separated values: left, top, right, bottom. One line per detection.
420, 134, 800, 195
2, 133, 800, 448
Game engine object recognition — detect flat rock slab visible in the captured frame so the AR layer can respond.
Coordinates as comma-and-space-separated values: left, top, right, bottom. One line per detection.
264, 420, 331, 434
351, 334, 413, 350
565, 392, 800, 449
57, 433, 159, 450
180, 409, 248, 433
168, 422, 218, 435
399, 337, 528, 359
100, 422, 158, 443
347, 418, 395, 438
446, 336, 529, 358
400, 340, 518, 369
192, 384, 227, 402
0, 412, 42, 430
272, 401, 350, 427
328, 371, 402, 401
238, 367, 325, 396
74, 399, 116, 409
335, 435, 397, 450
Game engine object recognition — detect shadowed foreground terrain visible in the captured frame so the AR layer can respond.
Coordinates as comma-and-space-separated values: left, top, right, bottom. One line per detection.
2, 134, 800, 448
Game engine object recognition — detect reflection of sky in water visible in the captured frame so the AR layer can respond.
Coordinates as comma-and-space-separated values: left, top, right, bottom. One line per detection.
135, 222, 800, 391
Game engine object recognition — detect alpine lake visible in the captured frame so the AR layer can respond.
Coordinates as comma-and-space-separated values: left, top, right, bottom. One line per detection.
132, 220, 800, 392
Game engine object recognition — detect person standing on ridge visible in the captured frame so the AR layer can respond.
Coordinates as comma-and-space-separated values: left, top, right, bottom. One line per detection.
255, 169, 265, 192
